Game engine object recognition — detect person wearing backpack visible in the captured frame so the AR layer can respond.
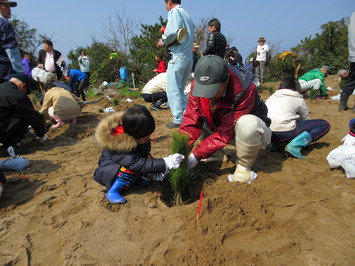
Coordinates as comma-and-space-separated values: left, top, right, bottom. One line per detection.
179, 55, 272, 183
254, 37, 271, 84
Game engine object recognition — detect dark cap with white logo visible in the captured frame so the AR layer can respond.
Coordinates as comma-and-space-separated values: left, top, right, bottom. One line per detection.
193, 55, 228, 98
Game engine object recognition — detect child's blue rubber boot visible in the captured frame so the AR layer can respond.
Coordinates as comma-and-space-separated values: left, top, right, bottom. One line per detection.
106, 179, 129, 204
285, 131, 312, 159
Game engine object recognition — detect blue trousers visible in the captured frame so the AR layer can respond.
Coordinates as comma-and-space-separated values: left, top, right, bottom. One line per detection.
167, 54, 192, 124
271, 119, 330, 143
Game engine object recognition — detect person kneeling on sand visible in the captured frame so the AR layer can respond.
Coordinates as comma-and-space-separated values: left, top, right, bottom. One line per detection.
93, 105, 185, 204
40, 81, 85, 128
0, 73, 47, 155
265, 77, 330, 158
179, 55, 272, 183
141, 72, 168, 110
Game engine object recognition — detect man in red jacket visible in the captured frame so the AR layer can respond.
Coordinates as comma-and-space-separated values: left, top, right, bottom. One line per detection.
179, 55, 271, 183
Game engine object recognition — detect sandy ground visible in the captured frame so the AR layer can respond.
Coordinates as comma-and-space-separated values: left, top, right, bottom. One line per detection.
0, 75, 354, 265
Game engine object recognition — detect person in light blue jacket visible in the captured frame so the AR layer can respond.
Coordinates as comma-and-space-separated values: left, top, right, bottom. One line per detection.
78, 51, 91, 82
157, 0, 194, 128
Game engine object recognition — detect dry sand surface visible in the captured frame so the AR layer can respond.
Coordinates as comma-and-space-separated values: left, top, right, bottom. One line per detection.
1, 75, 354, 265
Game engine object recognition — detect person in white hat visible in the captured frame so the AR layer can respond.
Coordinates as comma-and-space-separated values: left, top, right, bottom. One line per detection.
254, 37, 270, 84
157, 0, 194, 129
0, 0, 24, 82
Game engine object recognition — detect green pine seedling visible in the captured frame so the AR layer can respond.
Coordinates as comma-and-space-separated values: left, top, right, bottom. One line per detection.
168, 132, 192, 205
113, 98, 120, 106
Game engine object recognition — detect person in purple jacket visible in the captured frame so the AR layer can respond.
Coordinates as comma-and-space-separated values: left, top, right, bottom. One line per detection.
21, 53, 31, 77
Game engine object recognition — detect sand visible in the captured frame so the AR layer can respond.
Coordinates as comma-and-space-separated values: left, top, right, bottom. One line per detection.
0, 75, 354, 265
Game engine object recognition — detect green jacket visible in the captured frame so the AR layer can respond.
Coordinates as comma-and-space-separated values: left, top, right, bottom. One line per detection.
298, 68, 326, 92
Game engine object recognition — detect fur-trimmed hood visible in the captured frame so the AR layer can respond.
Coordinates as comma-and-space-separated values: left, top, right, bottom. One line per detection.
95, 112, 137, 152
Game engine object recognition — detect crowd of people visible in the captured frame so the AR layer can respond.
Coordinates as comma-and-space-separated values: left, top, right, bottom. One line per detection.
0, 0, 354, 202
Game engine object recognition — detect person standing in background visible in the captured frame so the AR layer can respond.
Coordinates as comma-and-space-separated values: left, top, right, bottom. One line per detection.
157, 0, 194, 129
254, 37, 270, 84
78, 51, 91, 83
0, 0, 24, 83
339, 11, 355, 112
21, 53, 31, 77
201, 18, 227, 59
37, 40, 63, 81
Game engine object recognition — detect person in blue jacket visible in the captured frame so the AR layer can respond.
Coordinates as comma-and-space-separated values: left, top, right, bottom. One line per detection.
63, 69, 88, 101
94, 105, 184, 204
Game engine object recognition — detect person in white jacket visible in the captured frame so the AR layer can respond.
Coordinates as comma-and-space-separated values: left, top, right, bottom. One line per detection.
265, 77, 330, 158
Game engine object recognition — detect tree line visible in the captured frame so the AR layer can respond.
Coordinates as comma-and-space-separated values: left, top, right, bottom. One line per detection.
12, 14, 349, 87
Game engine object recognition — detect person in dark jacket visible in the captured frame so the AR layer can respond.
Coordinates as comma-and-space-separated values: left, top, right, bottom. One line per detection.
230, 46, 243, 66
37, 40, 63, 81
0, 73, 47, 153
0, 169, 6, 197
202, 18, 227, 59
94, 105, 184, 204
179, 55, 271, 183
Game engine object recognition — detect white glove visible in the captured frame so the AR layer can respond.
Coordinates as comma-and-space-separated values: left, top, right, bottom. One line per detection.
40, 134, 48, 143
187, 153, 197, 170
152, 172, 166, 182
163, 153, 185, 170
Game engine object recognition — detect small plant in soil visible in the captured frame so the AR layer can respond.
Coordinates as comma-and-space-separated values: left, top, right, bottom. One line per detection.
168, 132, 193, 206
113, 98, 120, 106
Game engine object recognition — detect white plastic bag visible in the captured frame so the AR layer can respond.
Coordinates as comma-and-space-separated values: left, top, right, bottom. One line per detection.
326, 145, 355, 178
0, 146, 30, 171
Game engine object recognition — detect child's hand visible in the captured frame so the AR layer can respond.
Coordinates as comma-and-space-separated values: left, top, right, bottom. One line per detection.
152, 172, 165, 181
163, 153, 185, 170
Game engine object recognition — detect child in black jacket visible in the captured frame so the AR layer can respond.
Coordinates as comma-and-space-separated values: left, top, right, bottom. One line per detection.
94, 105, 184, 203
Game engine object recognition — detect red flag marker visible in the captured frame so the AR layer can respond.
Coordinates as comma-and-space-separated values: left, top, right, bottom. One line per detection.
197, 191, 204, 222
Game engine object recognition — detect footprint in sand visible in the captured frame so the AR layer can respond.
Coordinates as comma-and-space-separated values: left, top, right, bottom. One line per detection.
222, 229, 292, 252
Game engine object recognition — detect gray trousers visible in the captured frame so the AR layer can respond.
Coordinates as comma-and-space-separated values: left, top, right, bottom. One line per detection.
255, 61, 266, 83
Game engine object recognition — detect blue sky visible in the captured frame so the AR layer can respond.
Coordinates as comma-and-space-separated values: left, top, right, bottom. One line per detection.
13, 0, 355, 61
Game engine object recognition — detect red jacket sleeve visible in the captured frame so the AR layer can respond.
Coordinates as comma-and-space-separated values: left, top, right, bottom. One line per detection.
180, 73, 257, 160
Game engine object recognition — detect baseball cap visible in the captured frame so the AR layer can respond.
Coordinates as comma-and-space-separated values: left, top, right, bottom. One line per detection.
321, 65, 330, 72
9, 73, 35, 93
193, 55, 228, 98
349, 118, 355, 129
0, 1, 17, 7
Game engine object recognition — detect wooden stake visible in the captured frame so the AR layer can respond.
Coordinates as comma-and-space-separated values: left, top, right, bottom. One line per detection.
196, 191, 204, 222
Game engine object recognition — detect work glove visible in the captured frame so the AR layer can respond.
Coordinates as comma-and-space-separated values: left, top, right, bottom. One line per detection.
163, 153, 185, 170
39, 134, 48, 143
152, 172, 166, 182
187, 153, 197, 170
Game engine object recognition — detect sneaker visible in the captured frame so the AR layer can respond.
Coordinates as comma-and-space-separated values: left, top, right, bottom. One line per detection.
166, 122, 180, 129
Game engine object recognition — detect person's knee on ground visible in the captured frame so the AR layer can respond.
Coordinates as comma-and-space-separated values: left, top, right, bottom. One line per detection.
231, 115, 271, 182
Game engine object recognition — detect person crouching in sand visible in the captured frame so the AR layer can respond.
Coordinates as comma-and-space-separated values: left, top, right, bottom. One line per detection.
93, 105, 184, 204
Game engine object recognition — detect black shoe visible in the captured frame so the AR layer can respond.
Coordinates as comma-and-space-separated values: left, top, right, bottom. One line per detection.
0, 146, 29, 157
166, 122, 180, 129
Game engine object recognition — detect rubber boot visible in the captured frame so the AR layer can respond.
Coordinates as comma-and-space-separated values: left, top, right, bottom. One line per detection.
285, 131, 312, 159
230, 139, 263, 183
339, 93, 349, 111
105, 178, 130, 203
